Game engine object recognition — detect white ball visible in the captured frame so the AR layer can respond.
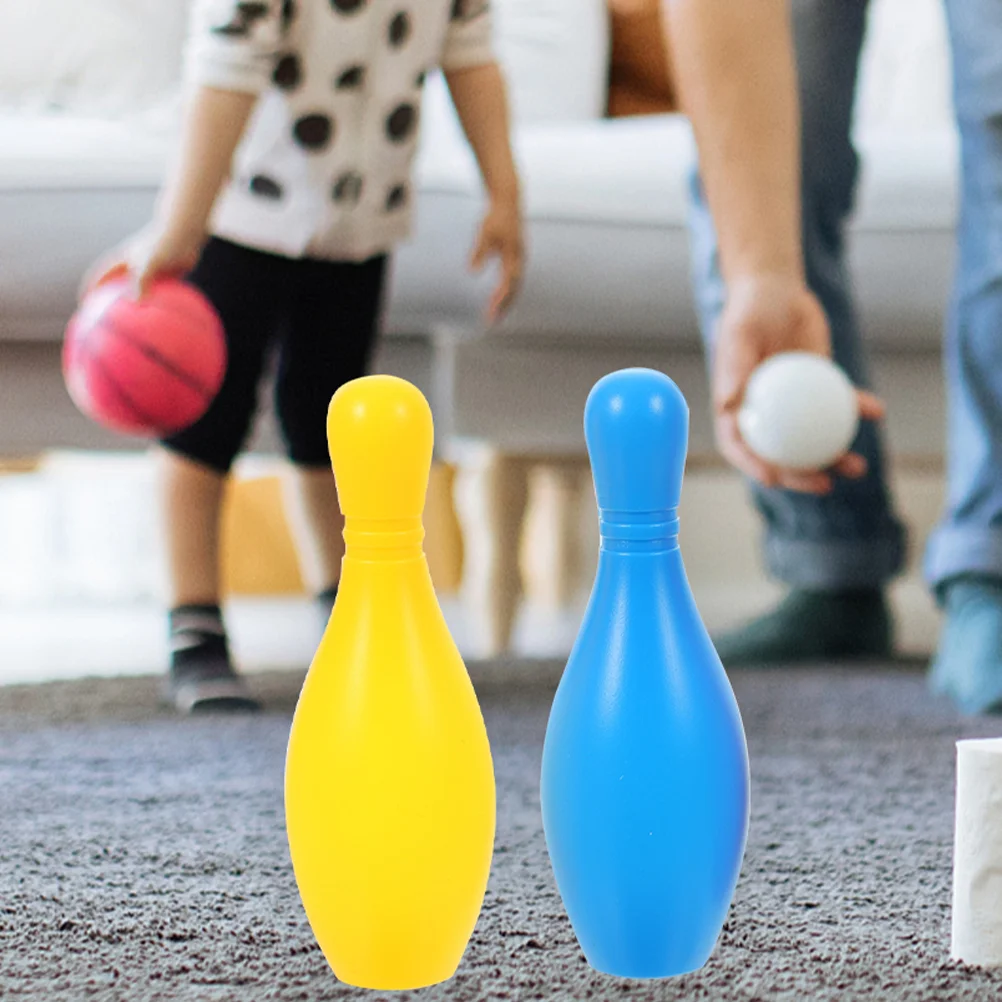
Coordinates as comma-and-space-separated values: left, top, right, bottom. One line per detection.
737, 352, 860, 471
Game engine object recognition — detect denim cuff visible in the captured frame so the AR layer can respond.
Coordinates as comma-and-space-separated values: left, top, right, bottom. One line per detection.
764, 526, 908, 590
924, 524, 1002, 595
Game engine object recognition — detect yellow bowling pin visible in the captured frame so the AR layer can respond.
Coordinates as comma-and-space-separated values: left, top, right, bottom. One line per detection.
285, 375, 496, 990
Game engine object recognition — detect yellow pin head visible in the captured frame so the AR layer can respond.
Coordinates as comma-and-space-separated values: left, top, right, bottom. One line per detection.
326, 375, 433, 521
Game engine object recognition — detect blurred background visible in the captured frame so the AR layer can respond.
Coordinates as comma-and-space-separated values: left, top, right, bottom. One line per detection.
0, 0, 955, 685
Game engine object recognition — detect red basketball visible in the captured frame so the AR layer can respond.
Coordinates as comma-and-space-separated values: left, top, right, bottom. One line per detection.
63, 277, 227, 437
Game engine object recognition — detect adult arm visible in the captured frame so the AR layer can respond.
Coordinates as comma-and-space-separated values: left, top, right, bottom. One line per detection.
664, 0, 881, 493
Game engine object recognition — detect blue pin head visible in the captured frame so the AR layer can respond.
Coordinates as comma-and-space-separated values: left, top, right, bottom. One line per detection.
584, 368, 689, 521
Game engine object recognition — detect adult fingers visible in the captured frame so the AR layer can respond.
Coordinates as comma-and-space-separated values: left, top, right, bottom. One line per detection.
857, 389, 885, 422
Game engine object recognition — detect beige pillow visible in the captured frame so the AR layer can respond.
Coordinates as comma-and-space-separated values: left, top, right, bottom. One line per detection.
606, 0, 677, 118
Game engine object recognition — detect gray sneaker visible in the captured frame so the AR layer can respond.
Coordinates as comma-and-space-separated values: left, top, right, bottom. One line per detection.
713, 588, 894, 666
163, 658, 261, 715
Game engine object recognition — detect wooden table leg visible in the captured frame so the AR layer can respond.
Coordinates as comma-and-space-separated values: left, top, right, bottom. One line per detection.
453, 449, 530, 658
523, 458, 590, 609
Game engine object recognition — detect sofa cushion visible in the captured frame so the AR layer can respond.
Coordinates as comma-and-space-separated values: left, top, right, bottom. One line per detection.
419, 0, 610, 133
394, 113, 957, 350
0, 115, 172, 189
0, 0, 188, 116
855, 0, 952, 131
493, 0, 610, 123
0, 119, 165, 340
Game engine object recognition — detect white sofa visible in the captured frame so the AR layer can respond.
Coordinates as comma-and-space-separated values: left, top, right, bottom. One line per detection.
0, 0, 956, 456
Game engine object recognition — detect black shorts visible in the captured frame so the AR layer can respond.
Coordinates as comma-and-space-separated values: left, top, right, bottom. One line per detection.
162, 237, 387, 472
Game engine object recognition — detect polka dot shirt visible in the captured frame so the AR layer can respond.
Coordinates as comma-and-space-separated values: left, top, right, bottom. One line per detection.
184, 0, 494, 261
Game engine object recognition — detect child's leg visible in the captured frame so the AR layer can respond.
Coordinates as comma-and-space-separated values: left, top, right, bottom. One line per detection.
158, 238, 289, 712
282, 465, 345, 601
274, 254, 388, 616
161, 449, 226, 606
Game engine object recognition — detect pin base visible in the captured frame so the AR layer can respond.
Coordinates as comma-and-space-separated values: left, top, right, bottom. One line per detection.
583, 956, 710, 980
332, 962, 460, 991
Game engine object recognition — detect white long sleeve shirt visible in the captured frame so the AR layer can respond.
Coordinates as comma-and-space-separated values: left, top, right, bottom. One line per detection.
185, 0, 494, 261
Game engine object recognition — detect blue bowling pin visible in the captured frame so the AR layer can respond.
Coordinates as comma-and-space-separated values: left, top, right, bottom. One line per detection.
540, 368, 750, 979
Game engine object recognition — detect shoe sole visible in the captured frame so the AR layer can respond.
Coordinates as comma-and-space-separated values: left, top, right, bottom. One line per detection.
161, 677, 262, 715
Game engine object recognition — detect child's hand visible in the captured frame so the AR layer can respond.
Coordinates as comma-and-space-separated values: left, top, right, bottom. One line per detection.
470, 197, 524, 324
81, 225, 205, 301
129, 226, 205, 297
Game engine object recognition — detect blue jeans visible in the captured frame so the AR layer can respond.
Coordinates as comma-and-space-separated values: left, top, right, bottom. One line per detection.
688, 0, 1002, 593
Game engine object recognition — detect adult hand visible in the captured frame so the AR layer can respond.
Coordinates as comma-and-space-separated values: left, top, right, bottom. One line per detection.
714, 274, 885, 494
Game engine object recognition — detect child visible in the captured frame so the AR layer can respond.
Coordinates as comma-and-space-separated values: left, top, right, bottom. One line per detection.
86, 0, 524, 714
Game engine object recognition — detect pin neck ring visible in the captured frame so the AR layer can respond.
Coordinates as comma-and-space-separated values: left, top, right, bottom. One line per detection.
343, 516, 424, 556
598, 507, 679, 549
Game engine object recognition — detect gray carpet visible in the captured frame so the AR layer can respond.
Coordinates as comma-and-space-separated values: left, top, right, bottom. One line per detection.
2, 663, 1002, 1001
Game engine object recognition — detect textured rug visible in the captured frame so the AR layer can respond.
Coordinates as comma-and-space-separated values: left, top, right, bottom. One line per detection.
2, 663, 1002, 1001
